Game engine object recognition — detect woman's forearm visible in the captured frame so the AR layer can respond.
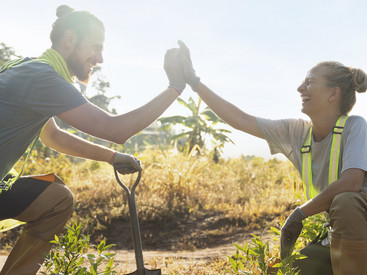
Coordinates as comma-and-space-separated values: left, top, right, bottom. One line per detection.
196, 82, 263, 138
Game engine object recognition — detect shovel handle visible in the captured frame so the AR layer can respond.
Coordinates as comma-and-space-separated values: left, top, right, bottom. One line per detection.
113, 166, 145, 273
114, 167, 142, 195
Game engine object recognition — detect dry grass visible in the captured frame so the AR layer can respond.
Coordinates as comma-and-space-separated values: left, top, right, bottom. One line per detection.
3, 149, 305, 274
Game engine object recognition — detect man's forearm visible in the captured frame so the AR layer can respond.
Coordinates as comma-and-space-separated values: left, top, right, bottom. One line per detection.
109, 87, 179, 143
57, 87, 180, 145
41, 125, 115, 162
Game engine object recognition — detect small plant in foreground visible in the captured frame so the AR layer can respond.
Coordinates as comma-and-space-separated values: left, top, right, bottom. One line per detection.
227, 233, 303, 275
40, 221, 116, 275
227, 213, 327, 274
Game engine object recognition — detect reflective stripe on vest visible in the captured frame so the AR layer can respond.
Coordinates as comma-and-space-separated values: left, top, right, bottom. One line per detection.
301, 115, 349, 200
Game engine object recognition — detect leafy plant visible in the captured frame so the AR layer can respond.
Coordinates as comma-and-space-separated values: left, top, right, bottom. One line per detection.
158, 97, 233, 154
227, 232, 304, 275
40, 221, 116, 275
227, 212, 327, 274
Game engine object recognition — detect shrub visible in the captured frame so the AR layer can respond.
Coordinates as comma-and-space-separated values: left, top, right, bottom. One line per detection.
40, 221, 116, 275
227, 213, 326, 274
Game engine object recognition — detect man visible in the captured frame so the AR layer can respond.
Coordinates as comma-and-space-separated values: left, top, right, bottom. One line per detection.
0, 5, 185, 274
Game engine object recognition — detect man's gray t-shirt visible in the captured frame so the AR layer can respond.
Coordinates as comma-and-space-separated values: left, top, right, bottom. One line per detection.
0, 60, 87, 180
257, 116, 367, 194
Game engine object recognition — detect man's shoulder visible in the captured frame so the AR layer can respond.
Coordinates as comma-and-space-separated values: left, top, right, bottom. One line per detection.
19, 59, 55, 73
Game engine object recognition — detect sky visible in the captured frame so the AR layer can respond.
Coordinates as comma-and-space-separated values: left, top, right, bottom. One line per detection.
2, 0, 367, 159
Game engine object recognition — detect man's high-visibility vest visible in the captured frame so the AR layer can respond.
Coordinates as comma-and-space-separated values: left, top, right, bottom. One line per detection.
301, 115, 349, 200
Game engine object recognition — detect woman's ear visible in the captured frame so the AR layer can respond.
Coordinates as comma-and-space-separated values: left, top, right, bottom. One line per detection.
329, 86, 341, 102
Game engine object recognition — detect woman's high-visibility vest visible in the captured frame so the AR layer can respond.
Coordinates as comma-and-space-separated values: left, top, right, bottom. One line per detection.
301, 115, 349, 200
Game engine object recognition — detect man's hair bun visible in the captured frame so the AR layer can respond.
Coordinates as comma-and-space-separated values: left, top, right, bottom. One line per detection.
56, 5, 74, 18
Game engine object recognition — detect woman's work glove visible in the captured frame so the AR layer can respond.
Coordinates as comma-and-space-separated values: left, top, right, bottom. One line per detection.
164, 47, 186, 94
177, 40, 200, 91
280, 207, 307, 259
110, 152, 142, 175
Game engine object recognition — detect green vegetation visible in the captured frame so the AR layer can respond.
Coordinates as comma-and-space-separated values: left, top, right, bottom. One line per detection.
227, 213, 326, 274
0, 43, 20, 66
159, 97, 233, 156
0, 149, 316, 273
40, 221, 116, 274
0, 43, 325, 273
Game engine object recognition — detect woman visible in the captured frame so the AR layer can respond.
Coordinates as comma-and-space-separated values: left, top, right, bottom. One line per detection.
165, 41, 367, 274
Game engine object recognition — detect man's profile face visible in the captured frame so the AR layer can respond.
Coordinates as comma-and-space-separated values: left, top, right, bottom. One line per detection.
67, 23, 105, 83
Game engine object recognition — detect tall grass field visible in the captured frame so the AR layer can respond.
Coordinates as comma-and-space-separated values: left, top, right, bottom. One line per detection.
1, 149, 316, 274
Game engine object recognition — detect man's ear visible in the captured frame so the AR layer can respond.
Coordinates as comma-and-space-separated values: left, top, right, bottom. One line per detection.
63, 29, 78, 49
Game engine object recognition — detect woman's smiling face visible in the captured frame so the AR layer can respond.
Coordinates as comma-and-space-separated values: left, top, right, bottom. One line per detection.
297, 66, 333, 117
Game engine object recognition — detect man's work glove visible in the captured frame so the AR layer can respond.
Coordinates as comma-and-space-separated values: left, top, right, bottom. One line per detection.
280, 207, 307, 259
164, 48, 186, 94
177, 40, 200, 91
110, 152, 142, 175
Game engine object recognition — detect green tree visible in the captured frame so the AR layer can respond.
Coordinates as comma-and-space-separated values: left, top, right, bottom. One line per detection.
158, 97, 234, 156
0, 42, 21, 66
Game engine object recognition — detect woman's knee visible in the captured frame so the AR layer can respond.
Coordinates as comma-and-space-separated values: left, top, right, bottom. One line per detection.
329, 192, 367, 239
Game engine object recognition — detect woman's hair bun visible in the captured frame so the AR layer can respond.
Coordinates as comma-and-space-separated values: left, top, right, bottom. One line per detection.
350, 68, 367, 93
56, 5, 74, 18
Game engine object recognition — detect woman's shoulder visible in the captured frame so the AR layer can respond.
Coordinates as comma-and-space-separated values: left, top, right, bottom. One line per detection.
347, 115, 367, 126
257, 117, 310, 125
257, 117, 311, 136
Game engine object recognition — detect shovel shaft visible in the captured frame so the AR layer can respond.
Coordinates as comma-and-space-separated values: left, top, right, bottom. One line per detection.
114, 168, 161, 275
114, 169, 145, 272
127, 193, 145, 273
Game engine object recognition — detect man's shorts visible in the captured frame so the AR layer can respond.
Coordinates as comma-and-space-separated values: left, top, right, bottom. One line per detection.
0, 174, 55, 220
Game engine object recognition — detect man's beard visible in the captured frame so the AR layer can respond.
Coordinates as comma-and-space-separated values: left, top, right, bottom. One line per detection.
67, 50, 92, 84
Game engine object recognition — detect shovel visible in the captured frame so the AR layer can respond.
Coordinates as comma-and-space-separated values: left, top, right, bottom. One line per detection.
114, 165, 161, 275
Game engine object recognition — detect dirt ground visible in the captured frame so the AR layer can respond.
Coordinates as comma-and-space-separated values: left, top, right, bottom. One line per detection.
0, 245, 234, 274
0, 213, 279, 274
0, 237, 244, 274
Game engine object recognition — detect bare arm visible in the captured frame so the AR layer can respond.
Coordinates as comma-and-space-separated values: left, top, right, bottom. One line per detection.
57, 87, 179, 144
300, 168, 365, 216
196, 82, 264, 138
40, 118, 115, 162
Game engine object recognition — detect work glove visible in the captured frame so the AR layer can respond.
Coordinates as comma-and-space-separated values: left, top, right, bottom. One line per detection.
164, 48, 186, 94
280, 207, 307, 259
110, 152, 142, 175
177, 40, 200, 91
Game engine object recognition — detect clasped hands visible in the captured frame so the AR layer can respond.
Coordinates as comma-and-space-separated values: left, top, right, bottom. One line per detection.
110, 41, 199, 174
164, 40, 200, 94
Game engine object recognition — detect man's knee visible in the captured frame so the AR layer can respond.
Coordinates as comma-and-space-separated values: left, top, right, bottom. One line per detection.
19, 181, 75, 241
52, 182, 74, 219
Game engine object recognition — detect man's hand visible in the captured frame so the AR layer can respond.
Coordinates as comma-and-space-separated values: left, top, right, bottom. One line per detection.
164, 48, 186, 94
110, 152, 142, 174
280, 207, 307, 259
177, 40, 200, 91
